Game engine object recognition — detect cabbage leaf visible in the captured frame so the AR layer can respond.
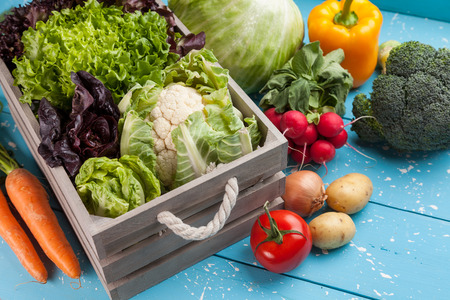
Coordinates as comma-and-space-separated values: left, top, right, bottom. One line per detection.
119, 110, 157, 174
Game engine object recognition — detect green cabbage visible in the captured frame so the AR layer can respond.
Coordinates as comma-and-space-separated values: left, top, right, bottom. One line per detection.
168, 0, 304, 94
13, 0, 177, 111
75, 155, 161, 218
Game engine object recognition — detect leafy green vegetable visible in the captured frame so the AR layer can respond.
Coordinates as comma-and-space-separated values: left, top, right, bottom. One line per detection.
75, 155, 161, 218
168, 0, 304, 94
259, 41, 353, 122
1, 0, 205, 73
119, 110, 157, 173
13, 0, 178, 111
216, 116, 261, 164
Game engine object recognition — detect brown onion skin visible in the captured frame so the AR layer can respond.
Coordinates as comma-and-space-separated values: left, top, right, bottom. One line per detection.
282, 170, 327, 217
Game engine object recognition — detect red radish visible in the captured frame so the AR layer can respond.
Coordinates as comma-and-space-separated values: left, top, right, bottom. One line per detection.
310, 140, 336, 165
326, 129, 348, 149
293, 123, 318, 146
291, 144, 312, 165
280, 110, 308, 139
264, 107, 283, 131
316, 112, 344, 137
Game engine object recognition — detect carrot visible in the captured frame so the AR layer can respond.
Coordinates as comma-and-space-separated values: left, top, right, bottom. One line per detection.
0, 188, 48, 283
0, 144, 80, 279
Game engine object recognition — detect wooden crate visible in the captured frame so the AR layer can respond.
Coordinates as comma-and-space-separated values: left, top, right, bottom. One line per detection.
0, 4, 288, 299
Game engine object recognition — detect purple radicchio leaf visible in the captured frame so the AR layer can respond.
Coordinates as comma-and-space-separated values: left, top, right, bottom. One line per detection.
37, 71, 120, 177
174, 32, 206, 57
67, 71, 120, 162
38, 97, 82, 177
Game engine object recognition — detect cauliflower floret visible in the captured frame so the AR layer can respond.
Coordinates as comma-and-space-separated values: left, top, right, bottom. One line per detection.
150, 83, 205, 186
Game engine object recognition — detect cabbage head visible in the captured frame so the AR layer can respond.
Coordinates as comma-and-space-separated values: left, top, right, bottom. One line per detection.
168, 0, 304, 94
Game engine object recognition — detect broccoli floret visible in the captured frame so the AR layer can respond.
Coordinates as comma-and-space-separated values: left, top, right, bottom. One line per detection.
351, 93, 384, 143
351, 41, 450, 151
386, 41, 436, 78
427, 47, 450, 88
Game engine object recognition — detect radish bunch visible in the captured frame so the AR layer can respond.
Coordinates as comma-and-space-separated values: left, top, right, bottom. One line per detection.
264, 108, 349, 167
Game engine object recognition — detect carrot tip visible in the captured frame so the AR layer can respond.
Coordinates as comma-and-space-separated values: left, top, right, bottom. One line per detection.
70, 277, 82, 290
14, 280, 46, 289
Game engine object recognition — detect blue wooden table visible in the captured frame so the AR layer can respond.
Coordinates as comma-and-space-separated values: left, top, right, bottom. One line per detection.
1, 0, 449, 299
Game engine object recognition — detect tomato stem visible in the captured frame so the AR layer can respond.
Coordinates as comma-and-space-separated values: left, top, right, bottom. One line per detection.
255, 201, 307, 251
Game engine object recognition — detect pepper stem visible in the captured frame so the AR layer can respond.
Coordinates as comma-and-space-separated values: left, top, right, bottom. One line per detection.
334, 0, 358, 28
254, 201, 307, 252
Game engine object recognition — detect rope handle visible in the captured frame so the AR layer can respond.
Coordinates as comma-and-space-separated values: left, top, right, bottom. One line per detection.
157, 177, 239, 240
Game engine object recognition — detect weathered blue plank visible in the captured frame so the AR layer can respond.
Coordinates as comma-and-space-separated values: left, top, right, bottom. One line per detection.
138, 255, 373, 300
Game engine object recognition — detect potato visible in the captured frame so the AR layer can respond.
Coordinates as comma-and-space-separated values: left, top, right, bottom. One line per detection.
309, 212, 356, 250
325, 173, 373, 214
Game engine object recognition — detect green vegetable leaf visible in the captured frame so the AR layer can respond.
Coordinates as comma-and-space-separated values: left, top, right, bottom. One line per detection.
171, 112, 222, 189
259, 41, 353, 118
288, 78, 311, 112
119, 110, 157, 174
164, 48, 229, 96
118, 80, 163, 118
323, 48, 345, 65
244, 116, 262, 150
292, 41, 324, 77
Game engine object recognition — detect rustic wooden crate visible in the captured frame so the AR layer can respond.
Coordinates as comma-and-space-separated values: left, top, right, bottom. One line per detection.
0, 57, 287, 297
0, 3, 288, 298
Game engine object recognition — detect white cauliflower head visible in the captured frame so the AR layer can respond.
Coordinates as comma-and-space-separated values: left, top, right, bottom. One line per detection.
149, 83, 205, 186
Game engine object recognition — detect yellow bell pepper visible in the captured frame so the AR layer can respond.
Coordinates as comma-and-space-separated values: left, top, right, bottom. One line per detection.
307, 0, 383, 88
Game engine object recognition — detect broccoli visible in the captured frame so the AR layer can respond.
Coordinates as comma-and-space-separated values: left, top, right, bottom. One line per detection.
351, 41, 450, 151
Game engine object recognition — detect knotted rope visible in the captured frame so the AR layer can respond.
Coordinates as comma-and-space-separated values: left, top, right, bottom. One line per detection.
157, 177, 239, 240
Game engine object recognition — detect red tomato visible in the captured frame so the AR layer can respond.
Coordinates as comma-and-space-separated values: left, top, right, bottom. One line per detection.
250, 203, 312, 273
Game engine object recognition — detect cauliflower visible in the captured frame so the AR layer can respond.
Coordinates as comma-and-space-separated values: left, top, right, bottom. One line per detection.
149, 83, 205, 186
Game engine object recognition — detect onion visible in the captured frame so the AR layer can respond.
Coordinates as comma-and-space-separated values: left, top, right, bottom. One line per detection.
282, 170, 327, 217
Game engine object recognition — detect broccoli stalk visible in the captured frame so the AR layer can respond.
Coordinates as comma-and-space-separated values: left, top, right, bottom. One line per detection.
351, 41, 450, 151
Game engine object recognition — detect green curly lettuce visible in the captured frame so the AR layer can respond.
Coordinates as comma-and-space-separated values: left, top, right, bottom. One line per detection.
12, 0, 178, 111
